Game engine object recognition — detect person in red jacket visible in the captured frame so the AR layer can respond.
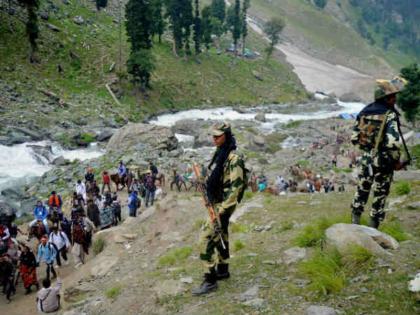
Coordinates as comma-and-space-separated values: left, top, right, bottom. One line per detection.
101, 171, 111, 194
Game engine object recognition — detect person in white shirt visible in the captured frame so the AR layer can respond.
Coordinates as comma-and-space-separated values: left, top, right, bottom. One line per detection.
48, 226, 70, 267
36, 273, 62, 313
75, 180, 87, 202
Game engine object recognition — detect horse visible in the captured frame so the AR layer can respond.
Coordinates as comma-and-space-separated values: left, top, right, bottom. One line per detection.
111, 173, 126, 191
155, 172, 166, 187
27, 220, 49, 243
170, 171, 188, 192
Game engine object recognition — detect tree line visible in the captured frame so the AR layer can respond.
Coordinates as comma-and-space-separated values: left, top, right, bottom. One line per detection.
125, 0, 252, 91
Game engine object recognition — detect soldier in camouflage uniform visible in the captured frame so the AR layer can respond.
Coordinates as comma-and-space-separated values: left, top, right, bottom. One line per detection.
351, 77, 407, 228
192, 122, 245, 295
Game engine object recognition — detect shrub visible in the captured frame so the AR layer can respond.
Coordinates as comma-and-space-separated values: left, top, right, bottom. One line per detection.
284, 120, 302, 128
380, 220, 409, 242
93, 237, 106, 256
298, 248, 345, 295
294, 217, 335, 247
233, 240, 245, 251
342, 244, 374, 271
231, 223, 249, 233
393, 181, 411, 196
158, 247, 192, 266
105, 286, 121, 299
80, 133, 96, 144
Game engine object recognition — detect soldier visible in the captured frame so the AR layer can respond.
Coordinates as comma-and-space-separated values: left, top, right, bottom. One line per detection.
350, 77, 409, 228
192, 122, 246, 295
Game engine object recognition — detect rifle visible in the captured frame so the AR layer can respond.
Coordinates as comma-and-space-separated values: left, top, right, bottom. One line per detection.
192, 163, 226, 250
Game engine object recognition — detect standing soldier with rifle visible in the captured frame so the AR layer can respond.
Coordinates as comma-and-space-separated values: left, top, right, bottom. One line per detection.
350, 77, 411, 229
192, 122, 246, 295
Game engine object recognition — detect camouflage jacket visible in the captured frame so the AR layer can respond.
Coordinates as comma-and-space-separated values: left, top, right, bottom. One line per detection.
351, 101, 401, 165
218, 151, 245, 214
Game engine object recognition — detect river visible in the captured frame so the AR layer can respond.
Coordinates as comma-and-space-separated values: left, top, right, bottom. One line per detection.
0, 99, 364, 194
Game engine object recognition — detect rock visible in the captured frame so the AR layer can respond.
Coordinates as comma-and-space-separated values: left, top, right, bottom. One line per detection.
64, 283, 96, 303
252, 70, 263, 81
27, 144, 53, 163
47, 23, 61, 32
409, 273, 420, 293
52, 156, 69, 166
96, 129, 114, 142
251, 135, 265, 147
90, 255, 119, 277
239, 285, 259, 301
153, 279, 185, 298
255, 112, 266, 122
339, 92, 362, 103
107, 123, 178, 152
407, 201, 420, 210
121, 233, 137, 240
325, 223, 399, 256
306, 305, 338, 315
40, 11, 49, 20
180, 277, 193, 284
282, 247, 307, 265
73, 16, 85, 25
242, 298, 265, 309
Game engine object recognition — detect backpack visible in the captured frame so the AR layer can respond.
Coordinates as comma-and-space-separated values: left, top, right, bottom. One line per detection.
72, 220, 85, 244
352, 112, 389, 151
232, 153, 249, 203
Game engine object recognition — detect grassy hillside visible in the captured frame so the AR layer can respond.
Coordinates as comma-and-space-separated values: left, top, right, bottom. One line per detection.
248, 0, 418, 75
0, 0, 306, 135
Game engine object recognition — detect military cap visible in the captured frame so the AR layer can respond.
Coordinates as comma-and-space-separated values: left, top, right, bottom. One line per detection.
211, 122, 231, 136
374, 76, 407, 100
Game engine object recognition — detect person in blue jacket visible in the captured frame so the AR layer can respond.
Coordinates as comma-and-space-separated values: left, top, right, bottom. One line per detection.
37, 235, 57, 280
30, 201, 50, 234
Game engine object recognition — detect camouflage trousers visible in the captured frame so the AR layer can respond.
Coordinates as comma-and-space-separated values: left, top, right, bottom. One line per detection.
351, 158, 393, 221
199, 206, 235, 270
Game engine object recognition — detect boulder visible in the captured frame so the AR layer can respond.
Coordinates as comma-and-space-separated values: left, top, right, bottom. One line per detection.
107, 123, 178, 152
255, 112, 266, 122
409, 273, 420, 293
153, 279, 186, 298
239, 285, 259, 302
325, 223, 399, 256
96, 129, 114, 142
306, 305, 338, 315
40, 11, 49, 20
47, 23, 61, 32
339, 92, 362, 103
52, 156, 69, 166
27, 144, 54, 163
73, 16, 85, 25
282, 247, 307, 265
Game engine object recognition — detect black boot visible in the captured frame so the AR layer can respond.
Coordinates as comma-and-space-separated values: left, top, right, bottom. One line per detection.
25, 287, 32, 295
192, 269, 218, 296
369, 216, 380, 229
216, 264, 230, 280
351, 213, 361, 225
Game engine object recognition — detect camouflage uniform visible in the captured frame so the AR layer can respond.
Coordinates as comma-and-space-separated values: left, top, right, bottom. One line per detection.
199, 150, 244, 269
350, 102, 402, 224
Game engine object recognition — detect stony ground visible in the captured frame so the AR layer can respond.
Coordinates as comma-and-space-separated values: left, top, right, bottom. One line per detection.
3, 176, 418, 315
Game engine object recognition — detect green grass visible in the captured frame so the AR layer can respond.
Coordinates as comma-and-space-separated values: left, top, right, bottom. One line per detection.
294, 217, 339, 247
380, 219, 409, 242
284, 120, 302, 128
233, 239, 245, 251
411, 144, 420, 169
341, 244, 374, 271
105, 286, 122, 299
393, 181, 411, 196
92, 237, 106, 256
298, 248, 346, 295
79, 133, 96, 145
158, 246, 193, 266
296, 159, 310, 168
231, 223, 249, 233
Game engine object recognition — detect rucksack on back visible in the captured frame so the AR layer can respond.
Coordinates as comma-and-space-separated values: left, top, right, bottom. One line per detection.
352, 114, 387, 151
237, 155, 249, 203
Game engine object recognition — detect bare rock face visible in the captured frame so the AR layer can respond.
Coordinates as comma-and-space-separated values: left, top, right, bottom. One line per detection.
306, 305, 338, 315
325, 223, 399, 256
106, 123, 178, 152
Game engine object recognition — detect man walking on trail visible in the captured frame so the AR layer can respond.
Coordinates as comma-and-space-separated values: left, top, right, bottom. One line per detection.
37, 235, 57, 280
350, 77, 409, 229
192, 122, 245, 295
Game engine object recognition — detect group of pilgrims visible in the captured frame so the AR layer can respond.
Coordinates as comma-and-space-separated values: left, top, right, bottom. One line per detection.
0, 160, 164, 308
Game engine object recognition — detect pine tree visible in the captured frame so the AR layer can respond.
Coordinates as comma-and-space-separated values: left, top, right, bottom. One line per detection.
96, 0, 108, 11
125, 0, 154, 90
399, 63, 420, 127
18, 0, 40, 62
241, 0, 250, 55
182, 0, 194, 56
232, 0, 241, 54
193, 0, 202, 54
151, 0, 166, 43
210, 0, 225, 24
201, 6, 213, 51
165, 0, 185, 55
